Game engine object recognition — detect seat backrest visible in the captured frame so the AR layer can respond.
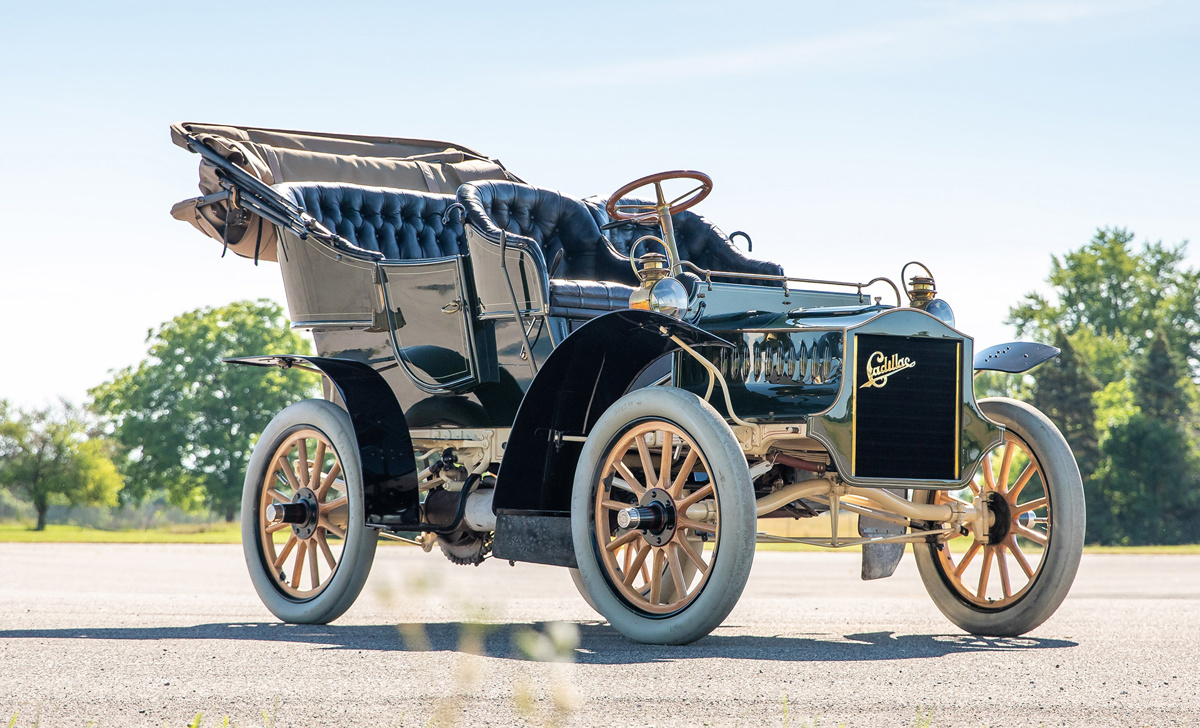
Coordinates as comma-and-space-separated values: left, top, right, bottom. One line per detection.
276, 182, 465, 261
585, 197, 784, 286
458, 181, 635, 285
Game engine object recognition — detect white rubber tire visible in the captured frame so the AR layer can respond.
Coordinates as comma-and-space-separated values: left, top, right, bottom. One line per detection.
913, 398, 1084, 635
570, 387, 755, 645
241, 399, 378, 624
568, 567, 600, 614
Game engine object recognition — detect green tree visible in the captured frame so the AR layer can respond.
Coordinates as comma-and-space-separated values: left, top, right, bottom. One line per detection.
1063, 326, 1135, 391
1134, 330, 1195, 419
1008, 228, 1200, 544
1032, 329, 1101, 481
1092, 332, 1200, 544
90, 300, 319, 520
972, 371, 1034, 401
1008, 227, 1200, 381
1028, 329, 1108, 542
0, 400, 123, 530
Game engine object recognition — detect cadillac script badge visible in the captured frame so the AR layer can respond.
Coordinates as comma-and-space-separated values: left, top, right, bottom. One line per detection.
860, 351, 916, 389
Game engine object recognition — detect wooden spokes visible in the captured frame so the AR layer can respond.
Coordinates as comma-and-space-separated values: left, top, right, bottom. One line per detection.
259, 429, 347, 599
935, 432, 1051, 608
593, 421, 718, 615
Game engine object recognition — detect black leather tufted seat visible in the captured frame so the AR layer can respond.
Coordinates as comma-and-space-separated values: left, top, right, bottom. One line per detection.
585, 197, 784, 287
458, 181, 637, 320
276, 182, 465, 261
546, 280, 636, 319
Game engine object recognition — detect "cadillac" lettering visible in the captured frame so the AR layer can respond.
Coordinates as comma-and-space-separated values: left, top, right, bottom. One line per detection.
860, 351, 916, 389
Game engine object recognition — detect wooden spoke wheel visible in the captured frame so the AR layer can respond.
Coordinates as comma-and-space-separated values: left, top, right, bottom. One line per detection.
913, 398, 1084, 636
258, 428, 349, 599
242, 400, 377, 624
593, 421, 718, 615
932, 431, 1049, 607
571, 387, 755, 645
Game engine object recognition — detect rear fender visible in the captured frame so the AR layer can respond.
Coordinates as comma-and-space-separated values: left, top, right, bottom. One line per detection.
225, 355, 418, 526
492, 310, 731, 516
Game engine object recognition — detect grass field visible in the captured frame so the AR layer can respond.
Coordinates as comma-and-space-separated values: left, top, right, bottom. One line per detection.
0, 522, 242, 544
1, 522, 1197, 553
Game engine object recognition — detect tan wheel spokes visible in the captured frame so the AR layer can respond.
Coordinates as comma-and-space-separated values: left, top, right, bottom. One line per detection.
594, 421, 717, 615
936, 432, 1050, 608
259, 429, 349, 599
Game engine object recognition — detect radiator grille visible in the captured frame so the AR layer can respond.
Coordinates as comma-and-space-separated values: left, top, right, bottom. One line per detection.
853, 334, 961, 480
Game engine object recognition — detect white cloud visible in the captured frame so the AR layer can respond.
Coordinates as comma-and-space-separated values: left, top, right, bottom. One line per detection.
525, 0, 1166, 87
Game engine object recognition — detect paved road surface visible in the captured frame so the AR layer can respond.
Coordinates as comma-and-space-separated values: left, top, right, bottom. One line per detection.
1, 543, 1197, 727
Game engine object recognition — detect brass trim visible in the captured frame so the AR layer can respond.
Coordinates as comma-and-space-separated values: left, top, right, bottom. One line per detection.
675, 261, 903, 305
955, 341, 963, 477
850, 335, 858, 476
859, 351, 917, 389
668, 333, 755, 428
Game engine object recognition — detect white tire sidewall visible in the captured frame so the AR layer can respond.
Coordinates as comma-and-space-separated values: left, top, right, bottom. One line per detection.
570, 387, 755, 644
913, 397, 1085, 635
241, 399, 378, 624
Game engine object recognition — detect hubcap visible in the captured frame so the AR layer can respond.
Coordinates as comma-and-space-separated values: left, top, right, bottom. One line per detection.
265, 501, 309, 525
290, 487, 320, 540
985, 490, 1012, 545
616, 487, 678, 547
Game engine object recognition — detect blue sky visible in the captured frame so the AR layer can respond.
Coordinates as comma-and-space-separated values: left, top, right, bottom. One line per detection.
1, 1, 1197, 406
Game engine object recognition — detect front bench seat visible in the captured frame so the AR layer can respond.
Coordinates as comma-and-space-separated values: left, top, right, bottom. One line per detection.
457, 181, 637, 321
546, 279, 635, 319
585, 197, 784, 287
276, 182, 465, 261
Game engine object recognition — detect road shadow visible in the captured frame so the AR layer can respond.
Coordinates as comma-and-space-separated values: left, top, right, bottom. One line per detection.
0, 621, 1076, 664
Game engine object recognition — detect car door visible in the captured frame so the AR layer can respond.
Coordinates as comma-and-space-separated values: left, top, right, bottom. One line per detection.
378, 257, 488, 393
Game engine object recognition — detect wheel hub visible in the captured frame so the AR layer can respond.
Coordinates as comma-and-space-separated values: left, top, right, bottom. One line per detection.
617, 487, 677, 547
265, 487, 321, 540
985, 489, 1011, 545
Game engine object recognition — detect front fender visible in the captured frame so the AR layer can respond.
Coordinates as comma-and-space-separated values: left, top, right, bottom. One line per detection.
973, 342, 1060, 374
492, 310, 730, 516
225, 355, 418, 526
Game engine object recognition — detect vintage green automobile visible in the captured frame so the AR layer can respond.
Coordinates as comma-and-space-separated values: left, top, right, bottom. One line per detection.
171, 122, 1083, 645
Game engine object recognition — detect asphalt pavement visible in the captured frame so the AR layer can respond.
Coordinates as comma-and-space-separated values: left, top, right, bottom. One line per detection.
1, 543, 1197, 727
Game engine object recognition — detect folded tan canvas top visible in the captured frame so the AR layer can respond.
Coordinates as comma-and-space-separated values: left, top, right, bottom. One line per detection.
169, 122, 519, 262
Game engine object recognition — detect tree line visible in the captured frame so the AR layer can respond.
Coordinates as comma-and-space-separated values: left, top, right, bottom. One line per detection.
0, 300, 316, 529
2, 234, 1198, 543
982, 228, 1200, 544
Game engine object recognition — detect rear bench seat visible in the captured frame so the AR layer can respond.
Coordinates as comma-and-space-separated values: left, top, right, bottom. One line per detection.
275, 181, 634, 325
275, 182, 465, 260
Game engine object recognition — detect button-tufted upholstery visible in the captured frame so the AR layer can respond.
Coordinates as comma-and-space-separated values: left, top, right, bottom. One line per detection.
457, 181, 640, 321
585, 197, 784, 287
276, 182, 465, 261
458, 181, 637, 286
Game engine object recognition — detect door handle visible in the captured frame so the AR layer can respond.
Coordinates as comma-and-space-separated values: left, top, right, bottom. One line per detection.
441, 299, 462, 314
